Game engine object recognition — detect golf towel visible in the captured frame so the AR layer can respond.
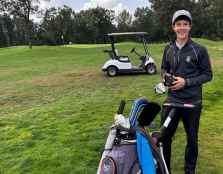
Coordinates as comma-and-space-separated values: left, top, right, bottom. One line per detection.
136, 131, 156, 174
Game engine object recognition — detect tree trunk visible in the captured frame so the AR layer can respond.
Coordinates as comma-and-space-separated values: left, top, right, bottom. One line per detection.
25, 20, 32, 49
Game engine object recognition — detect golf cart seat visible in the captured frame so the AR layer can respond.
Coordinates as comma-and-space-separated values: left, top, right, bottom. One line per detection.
104, 49, 130, 62
115, 48, 130, 62
118, 56, 130, 62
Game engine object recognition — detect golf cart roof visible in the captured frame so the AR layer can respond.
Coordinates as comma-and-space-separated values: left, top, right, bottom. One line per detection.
107, 32, 148, 36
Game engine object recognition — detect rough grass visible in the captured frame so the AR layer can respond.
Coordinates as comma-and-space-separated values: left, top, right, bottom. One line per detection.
0, 39, 222, 174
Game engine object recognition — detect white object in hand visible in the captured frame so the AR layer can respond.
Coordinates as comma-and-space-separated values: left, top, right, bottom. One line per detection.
154, 82, 166, 94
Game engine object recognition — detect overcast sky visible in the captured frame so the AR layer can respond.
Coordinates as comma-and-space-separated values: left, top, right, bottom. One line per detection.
39, 0, 151, 16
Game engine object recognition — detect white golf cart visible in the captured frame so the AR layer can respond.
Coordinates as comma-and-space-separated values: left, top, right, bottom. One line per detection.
102, 32, 157, 77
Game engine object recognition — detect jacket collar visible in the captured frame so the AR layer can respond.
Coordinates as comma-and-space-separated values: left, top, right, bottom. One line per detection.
172, 38, 192, 50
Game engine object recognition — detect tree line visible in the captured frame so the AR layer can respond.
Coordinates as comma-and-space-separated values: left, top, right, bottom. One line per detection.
0, 0, 223, 47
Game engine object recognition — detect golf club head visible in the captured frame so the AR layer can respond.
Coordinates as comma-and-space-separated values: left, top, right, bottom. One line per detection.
138, 102, 161, 127
129, 98, 150, 127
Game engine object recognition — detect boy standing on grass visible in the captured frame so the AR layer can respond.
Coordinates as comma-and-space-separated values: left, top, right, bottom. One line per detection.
161, 10, 212, 174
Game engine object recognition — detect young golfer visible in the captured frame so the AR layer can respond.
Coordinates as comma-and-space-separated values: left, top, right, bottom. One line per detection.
161, 9, 212, 174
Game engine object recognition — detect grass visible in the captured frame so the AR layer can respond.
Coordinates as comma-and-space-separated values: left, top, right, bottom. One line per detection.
0, 39, 222, 174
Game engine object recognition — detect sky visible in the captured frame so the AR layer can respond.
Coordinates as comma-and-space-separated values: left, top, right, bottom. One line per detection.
39, 0, 151, 16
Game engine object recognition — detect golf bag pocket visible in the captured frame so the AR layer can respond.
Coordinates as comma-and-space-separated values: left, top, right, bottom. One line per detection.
99, 144, 141, 174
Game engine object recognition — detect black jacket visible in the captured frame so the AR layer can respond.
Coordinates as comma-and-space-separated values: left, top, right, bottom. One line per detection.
161, 39, 212, 104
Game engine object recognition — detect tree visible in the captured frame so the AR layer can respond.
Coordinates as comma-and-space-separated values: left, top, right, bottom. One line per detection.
148, 0, 196, 41
212, 0, 223, 39
199, 0, 223, 39
116, 9, 132, 32
0, 14, 11, 47
74, 7, 115, 43
133, 7, 161, 41
40, 7, 59, 45
1, 0, 49, 48
40, 7, 115, 44
13, 16, 30, 45
40, 6, 76, 45
56, 6, 75, 44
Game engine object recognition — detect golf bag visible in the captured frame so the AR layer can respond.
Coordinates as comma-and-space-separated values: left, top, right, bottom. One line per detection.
98, 126, 141, 174
97, 98, 169, 174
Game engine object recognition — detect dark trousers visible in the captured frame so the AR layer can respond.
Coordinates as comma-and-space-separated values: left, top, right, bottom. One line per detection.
161, 105, 201, 174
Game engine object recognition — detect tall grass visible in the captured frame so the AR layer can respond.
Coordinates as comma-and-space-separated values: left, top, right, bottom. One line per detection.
0, 39, 222, 173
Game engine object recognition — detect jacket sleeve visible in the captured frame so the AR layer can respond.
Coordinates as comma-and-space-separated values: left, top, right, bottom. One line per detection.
161, 46, 170, 77
185, 47, 213, 87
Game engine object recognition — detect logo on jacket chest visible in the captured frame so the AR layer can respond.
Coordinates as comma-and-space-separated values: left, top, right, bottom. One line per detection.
186, 56, 191, 63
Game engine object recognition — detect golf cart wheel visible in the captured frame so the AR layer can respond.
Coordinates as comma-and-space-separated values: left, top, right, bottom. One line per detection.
146, 64, 156, 75
107, 66, 117, 77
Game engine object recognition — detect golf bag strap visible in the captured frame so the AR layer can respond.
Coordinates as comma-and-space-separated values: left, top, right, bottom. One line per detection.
137, 127, 157, 151
137, 127, 167, 174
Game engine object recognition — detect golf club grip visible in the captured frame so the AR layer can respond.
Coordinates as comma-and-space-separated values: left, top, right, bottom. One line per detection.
117, 100, 125, 114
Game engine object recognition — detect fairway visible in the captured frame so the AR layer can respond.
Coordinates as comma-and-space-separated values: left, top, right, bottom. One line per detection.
0, 39, 222, 174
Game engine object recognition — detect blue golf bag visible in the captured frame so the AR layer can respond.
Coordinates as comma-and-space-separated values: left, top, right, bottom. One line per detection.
97, 98, 168, 174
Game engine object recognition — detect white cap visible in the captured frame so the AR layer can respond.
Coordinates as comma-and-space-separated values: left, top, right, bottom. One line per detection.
172, 10, 192, 24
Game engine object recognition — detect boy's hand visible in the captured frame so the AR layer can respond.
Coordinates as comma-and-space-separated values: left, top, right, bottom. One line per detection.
170, 76, 185, 91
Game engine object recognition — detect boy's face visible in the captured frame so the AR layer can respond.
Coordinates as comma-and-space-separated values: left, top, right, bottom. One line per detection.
172, 19, 191, 40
